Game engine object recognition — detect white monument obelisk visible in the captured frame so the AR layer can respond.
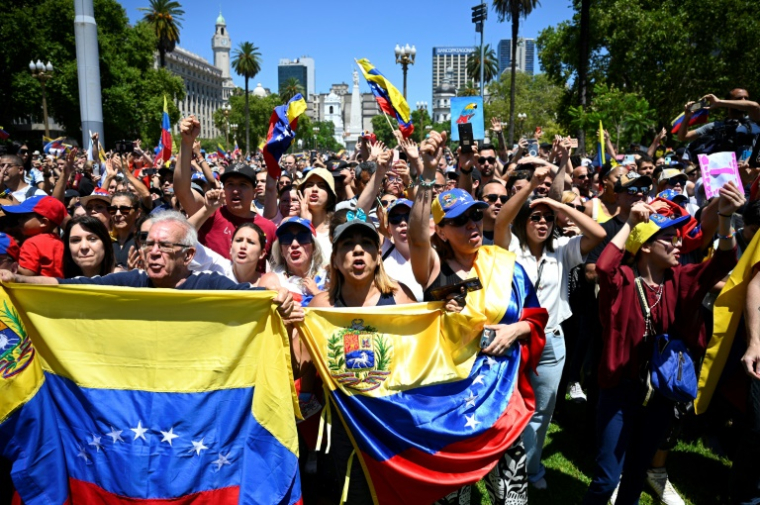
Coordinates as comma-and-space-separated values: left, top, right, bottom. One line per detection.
345, 69, 363, 152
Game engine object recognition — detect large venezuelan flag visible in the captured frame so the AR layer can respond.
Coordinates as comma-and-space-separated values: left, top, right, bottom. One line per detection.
356, 59, 414, 139
263, 94, 307, 179
297, 246, 547, 504
0, 285, 302, 505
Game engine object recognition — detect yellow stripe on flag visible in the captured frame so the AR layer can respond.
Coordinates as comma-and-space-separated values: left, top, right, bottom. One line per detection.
286, 97, 307, 124
356, 58, 411, 124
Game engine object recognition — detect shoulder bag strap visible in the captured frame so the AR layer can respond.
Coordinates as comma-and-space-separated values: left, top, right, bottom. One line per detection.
382, 243, 395, 261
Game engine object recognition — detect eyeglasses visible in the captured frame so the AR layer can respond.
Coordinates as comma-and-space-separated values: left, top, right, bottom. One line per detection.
85, 204, 109, 213
136, 231, 148, 244
483, 194, 508, 204
140, 240, 189, 253
666, 177, 686, 186
386, 175, 401, 183
442, 209, 484, 227
107, 205, 136, 215
278, 230, 313, 246
478, 156, 496, 164
656, 235, 682, 247
565, 203, 586, 212
388, 212, 410, 225
528, 212, 555, 223
623, 186, 651, 195
380, 199, 396, 207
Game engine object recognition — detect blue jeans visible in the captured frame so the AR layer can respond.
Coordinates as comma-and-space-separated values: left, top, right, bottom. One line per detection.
524, 327, 566, 483
582, 382, 674, 505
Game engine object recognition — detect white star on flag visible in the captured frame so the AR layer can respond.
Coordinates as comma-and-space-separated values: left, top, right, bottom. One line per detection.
106, 426, 124, 444
472, 374, 486, 386
464, 414, 481, 430
485, 356, 499, 368
88, 434, 103, 452
212, 451, 232, 471
76, 445, 90, 463
160, 427, 179, 446
131, 421, 148, 441
191, 438, 209, 456
464, 391, 478, 408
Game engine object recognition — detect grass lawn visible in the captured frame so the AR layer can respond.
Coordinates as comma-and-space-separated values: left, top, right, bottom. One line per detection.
470, 401, 734, 505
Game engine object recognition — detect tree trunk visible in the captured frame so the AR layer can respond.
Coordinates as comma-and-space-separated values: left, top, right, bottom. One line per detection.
159, 49, 166, 68
577, 0, 591, 155
245, 78, 250, 158
508, 12, 520, 146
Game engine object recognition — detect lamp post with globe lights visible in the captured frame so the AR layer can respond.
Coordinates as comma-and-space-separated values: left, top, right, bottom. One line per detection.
416, 101, 428, 137
394, 44, 416, 100
29, 60, 54, 138
517, 113, 527, 139
230, 123, 238, 152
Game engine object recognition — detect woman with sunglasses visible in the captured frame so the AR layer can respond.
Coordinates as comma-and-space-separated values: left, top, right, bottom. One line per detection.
582, 183, 743, 505
559, 190, 586, 236
270, 217, 327, 307
497, 166, 606, 491
62, 216, 115, 278
408, 132, 549, 505
379, 198, 425, 301
109, 191, 142, 270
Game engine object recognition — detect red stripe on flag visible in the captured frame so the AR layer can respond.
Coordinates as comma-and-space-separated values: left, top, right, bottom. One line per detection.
68, 479, 240, 504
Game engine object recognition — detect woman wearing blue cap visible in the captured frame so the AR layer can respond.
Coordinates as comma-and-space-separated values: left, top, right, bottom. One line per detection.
582, 182, 744, 504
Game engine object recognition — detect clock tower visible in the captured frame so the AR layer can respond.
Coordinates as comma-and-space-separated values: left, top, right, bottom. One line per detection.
212, 11, 234, 100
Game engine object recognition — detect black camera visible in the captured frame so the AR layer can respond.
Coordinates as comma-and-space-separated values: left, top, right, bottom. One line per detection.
114, 140, 134, 155
458, 123, 474, 154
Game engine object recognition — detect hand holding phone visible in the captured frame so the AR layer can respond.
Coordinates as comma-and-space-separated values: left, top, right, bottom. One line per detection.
428, 277, 483, 301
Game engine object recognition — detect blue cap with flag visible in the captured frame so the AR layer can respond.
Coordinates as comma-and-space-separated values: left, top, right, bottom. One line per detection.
657, 189, 688, 205
432, 189, 488, 224
277, 216, 316, 236
625, 213, 691, 255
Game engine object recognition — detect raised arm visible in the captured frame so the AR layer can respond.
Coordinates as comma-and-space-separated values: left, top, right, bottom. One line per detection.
647, 128, 667, 158
176, 116, 205, 216
356, 142, 389, 214
703, 93, 760, 122
530, 197, 606, 255
743, 267, 760, 379
457, 142, 477, 197
114, 154, 152, 209
193, 141, 220, 190
493, 165, 550, 249
188, 188, 224, 231
677, 102, 702, 142
490, 117, 509, 164
53, 148, 76, 203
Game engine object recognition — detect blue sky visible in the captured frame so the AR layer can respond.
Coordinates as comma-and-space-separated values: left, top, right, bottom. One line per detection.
118, 0, 574, 107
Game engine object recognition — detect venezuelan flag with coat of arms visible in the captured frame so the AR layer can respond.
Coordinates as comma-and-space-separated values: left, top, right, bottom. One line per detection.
356, 59, 414, 139
0, 284, 302, 505
297, 245, 547, 504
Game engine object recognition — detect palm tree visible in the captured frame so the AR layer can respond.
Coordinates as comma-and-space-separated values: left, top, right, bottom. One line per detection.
466, 44, 499, 87
231, 42, 262, 156
279, 78, 305, 104
457, 81, 481, 97
492, 0, 540, 145
139, 0, 184, 68
577, 0, 591, 154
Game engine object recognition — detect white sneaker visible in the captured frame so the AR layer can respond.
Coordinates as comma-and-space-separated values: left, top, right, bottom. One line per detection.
646, 468, 685, 505
609, 480, 620, 504
567, 382, 587, 402
531, 477, 547, 490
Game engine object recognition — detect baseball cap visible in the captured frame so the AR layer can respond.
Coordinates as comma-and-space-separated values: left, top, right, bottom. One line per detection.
614, 171, 653, 193
277, 216, 316, 237
332, 210, 379, 244
387, 198, 413, 215
431, 188, 488, 224
0, 233, 20, 261
625, 213, 691, 255
191, 172, 207, 182
2, 195, 67, 226
220, 163, 256, 185
656, 189, 688, 205
658, 168, 688, 185
158, 165, 174, 178
300, 168, 336, 199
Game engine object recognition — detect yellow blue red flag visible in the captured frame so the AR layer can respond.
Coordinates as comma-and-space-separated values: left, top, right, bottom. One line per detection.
0, 285, 302, 504
356, 59, 414, 138
263, 94, 307, 179
297, 246, 547, 504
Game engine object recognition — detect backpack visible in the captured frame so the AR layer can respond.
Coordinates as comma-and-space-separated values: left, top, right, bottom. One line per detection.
649, 333, 698, 403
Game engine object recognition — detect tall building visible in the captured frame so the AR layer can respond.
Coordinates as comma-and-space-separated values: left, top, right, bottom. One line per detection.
432, 47, 475, 96
497, 38, 536, 76
211, 12, 235, 101
432, 67, 456, 123
306, 78, 381, 148
278, 57, 315, 99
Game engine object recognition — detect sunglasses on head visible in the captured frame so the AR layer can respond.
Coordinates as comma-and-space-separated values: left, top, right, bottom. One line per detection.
621, 185, 651, 195
278, 230, 313, 246
380, 199, 396, 207
478, 156, 496, 164
565, 203, 586, 211
388, 212, 410, 225
528, 212, 555, 223
107, 205, 136, 215
483, 194, 508, 204
443, 209, 484, 227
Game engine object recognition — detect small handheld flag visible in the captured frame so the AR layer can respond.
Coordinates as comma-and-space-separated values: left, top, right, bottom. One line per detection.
262, 94, 307, 179
216, 143, 228, 159
671, 108, 709, 134
154, 96, 172, 168
357, 58, 414, 138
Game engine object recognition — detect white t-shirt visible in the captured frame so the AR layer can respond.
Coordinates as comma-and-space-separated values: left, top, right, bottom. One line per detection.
315, 229, 332, 267
190, 242, 235, 280
380, 240, 424, 302
12, 185, 47, 203
508, 234, 585, 331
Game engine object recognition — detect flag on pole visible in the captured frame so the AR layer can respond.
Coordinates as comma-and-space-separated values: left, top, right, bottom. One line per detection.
216, 143, 228, 159
593, 120, 616, 168
232, 141, 241, 159
154, 96, 172, 168
43, 136, 65, 155
670, 108, 709, 134
356, 58, 414, 138
262, 94, 307, 179
0, 285, 302, 505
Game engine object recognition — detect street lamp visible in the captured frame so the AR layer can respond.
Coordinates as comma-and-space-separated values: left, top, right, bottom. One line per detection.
297, 139, 303, 152
416, 101, 428, 137
222, 104, 231, 150
29, 60, 54, 138
230, 123, 238, 147
517, 113, 527, 139
313, 126, 320, 152
395, 44, 416, 100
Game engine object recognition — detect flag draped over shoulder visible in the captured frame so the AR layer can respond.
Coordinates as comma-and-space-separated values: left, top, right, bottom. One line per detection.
696, 231, 760, 414
356, 59, 414, 139
154, 96, 172, 168
298, 246, 547, 505
0, 285, 302, 505
671, 108, 709, 134
263, 94, 307, 179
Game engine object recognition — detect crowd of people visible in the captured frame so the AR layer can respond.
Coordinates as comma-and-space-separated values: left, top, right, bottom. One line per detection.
1, 88, 760, 505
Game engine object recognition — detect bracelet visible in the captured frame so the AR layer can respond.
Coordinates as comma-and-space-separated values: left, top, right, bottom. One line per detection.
417, 176, 435, 188
460, 167, 473, 175
717, 230, 735, 240
718, 212, 733, 218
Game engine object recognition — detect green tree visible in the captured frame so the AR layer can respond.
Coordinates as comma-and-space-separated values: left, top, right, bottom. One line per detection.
466, 44, 499, 87
371, 116, 395, 146
139, 0, 184, 69
410, 108, 432, 143
279, 77, 305, 104
486, 72, 564, 140
492, 0, 541, 145
231, 42, 262, 157
311, 121, 343, 152
458, 81, 480, 97
213, 92, 277, 154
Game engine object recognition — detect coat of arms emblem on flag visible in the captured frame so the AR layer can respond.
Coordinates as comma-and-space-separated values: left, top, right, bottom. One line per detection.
327, 319, 392, 392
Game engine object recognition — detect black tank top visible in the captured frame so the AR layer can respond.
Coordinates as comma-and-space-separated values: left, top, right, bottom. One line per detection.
334, 291, 397, 308
423, 259, 465, 302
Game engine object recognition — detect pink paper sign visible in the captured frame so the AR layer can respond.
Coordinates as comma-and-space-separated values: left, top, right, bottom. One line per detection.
697, 151, 741, 199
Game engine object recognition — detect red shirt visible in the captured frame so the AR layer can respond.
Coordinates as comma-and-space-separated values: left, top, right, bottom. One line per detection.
198, 206, 276, 269
19, 232, 64, 277
595, 243, 736, 389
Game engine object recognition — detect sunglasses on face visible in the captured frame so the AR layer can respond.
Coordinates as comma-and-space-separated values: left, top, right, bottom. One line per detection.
656, 235, 682, 247
388, 212, 410, 225
622, 186, 651, 195
443, 209, 484, 227
478, 156, 496, 164
565, 203, 586, 211
575, 174, 589, 180
483, 194, 508, 204
380, 199, 396, 208
107, 205, 136, 215
666, 177, 686, 186
279, 230, 313, 246
528, 212, 555, 223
